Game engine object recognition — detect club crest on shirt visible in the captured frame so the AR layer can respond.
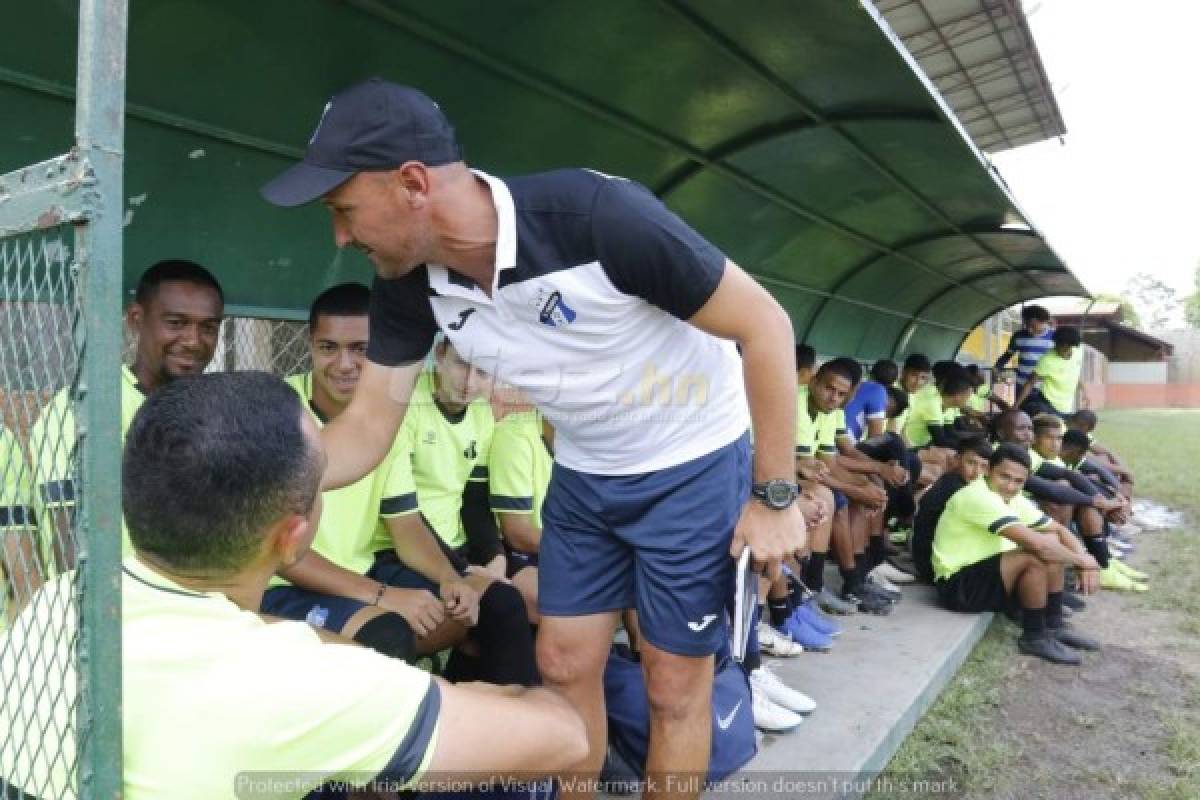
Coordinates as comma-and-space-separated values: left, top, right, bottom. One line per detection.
537, 290, 577, 328
464, 440, 478, 460
423, 430, 437, 445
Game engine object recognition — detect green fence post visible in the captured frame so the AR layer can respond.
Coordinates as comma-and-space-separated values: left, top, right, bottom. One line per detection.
75, 0, 127, 797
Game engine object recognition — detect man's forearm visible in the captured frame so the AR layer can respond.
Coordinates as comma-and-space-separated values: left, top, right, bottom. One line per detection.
388, 516, 461, 584
279, 552, 381, 605
739, 312, 798, 482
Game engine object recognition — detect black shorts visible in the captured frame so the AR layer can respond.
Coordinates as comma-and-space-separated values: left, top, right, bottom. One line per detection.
935, 553, 1014, 613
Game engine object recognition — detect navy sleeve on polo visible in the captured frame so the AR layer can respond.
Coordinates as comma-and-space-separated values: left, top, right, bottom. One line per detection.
590, 177, 727, 320
366, 267, 440, 366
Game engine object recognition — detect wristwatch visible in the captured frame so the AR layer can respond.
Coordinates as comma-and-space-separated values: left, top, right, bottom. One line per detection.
751, 479, 799, 510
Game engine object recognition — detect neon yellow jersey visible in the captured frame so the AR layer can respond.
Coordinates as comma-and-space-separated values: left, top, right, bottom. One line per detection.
833, 408, 850, 444
29, 365, 145, 565
0, 559, 440, 799
1, 425, 34, 532
795, 387, 838, 457
903, 385, 943, 449
932, 477, 1051, 580
277, 374, 411, 580
488, 410, 552, 531
967, 385, 990, 413
1033, 348, 1083, 413
1027, 447, 1044, 474
370, 370, 493, 551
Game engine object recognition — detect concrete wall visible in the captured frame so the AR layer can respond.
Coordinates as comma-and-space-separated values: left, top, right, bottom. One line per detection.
1108, 362, 1168, 384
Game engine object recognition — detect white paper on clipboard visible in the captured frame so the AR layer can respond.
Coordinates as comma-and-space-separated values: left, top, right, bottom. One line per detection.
731, 547, 757, 662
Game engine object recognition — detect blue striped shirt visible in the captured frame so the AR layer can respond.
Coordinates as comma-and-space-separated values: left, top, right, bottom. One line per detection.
1006, 329, 1055, 387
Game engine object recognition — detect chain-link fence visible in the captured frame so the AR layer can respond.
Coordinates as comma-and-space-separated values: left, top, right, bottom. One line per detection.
121, 315, 311, 379
0, 226, 85, 798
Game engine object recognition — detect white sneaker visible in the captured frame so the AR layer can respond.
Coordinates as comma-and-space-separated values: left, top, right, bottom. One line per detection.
867, 568, 902, 595
873, 561, 916, 584
751, 686, 804, 732
758, 623, 805, 657
749, 664, 817, 714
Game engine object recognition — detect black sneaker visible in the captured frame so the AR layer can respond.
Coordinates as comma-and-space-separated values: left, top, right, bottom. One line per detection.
1052, 624, 1101, 651
844, 589, 894, 615
1062, 591, 1086, 611
1018, 633, 1082, 665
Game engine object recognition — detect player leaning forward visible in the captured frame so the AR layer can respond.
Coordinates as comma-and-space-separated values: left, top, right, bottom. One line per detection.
263, 78, 806, 796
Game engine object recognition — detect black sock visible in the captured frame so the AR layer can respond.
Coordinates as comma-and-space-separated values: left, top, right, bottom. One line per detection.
803, 552, 827, 593
1022, 606, 1047, 638
768, 598, 792, 627
867, 535, 887, 570
840, 564, 862, 595
1046, 592, 1064, 629
1083, 535, 1111, 569
855, 552, 869, 583
473, 582, 539, 686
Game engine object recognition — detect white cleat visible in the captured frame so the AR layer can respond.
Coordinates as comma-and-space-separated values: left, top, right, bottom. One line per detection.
751, 686, 805, 732
872, 561, 916, 584
750, 663, 817, 715
757, 623, 805, 657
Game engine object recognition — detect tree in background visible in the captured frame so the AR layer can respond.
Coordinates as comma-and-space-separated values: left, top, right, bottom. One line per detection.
1124, 272, 1180, 330
1185, 262, 1200, 329
1093, 292, 1141, 328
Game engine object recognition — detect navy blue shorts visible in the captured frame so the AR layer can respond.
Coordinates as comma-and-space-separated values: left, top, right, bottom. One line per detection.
260, 585, 366, 633
260, 556, 444, 633
539, 433, 751, 657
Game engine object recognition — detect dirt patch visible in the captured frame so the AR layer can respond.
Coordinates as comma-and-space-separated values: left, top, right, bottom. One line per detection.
960, 530, 1200, 800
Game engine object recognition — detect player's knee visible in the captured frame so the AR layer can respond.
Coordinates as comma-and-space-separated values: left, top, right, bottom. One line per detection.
479, 581, 529, 628
536, 633, 592, 687
643, 660, 710, 721
352, 613, 417, 662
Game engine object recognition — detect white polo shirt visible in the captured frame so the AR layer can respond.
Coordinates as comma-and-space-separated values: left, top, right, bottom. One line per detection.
366, 169, 749, 476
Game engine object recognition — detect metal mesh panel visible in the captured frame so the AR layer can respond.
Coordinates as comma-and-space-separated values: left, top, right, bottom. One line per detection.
0, 226, 83, 799
121, 316, 310, 378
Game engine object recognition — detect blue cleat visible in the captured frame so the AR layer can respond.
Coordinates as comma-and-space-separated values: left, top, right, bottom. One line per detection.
791, 600, 842, 638
779, 614, 834, 652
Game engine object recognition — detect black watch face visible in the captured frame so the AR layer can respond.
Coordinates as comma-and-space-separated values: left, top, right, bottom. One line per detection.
765, 481, 796, 508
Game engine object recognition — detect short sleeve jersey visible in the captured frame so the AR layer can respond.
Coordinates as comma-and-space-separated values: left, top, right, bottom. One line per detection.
794, 387, 838, 457
488, 410, 553, 532
931, 477, 1051, 580
29, 365, 145, 565
843, 381, 889, 441
0, 560, 440, 800
365, 169, 749, 476
370, 370, 494, 551
1, 426, 34, 531
1033, 348, 1084, 413
276, 374, 409, 579
903, 385, 944, 449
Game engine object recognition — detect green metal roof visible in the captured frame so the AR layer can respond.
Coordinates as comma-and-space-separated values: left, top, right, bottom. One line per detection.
0, 0, 1085, 358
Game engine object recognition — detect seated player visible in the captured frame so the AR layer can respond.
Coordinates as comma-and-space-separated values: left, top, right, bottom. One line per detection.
830, 359, 912, 592
891, 354, 944, 485
795, 358, 892, 615
992, 411, 1135, 593
1016, 325, 1087, 418
264, 284, 538, 685
0, 372, 586, 799
994, 303, 1055, 399
1, 425, 41, 617
911, 435, 992, 583
29, 259, 224, 570
487, 384, 549, 623
1066, 410, 1135, 496
932, 443, 1102, 665
904, 362, 974, 458
1030, 415, 1145, 590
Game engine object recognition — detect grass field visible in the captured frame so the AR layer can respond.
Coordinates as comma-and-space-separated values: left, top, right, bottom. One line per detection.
870, 409, 1200, 800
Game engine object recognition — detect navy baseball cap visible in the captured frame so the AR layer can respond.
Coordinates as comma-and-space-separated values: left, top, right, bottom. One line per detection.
261, 78, 462, 207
